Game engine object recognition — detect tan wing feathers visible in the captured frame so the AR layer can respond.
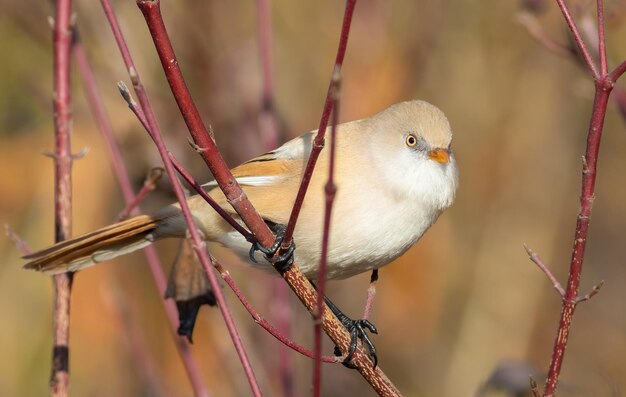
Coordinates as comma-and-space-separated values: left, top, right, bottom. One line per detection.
23, 215, 159, 271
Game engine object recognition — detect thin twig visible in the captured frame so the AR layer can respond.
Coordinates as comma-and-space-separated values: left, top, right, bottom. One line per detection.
282, 0, 356, 248
50, 0, 74, 394
254, 2, 293, 391
101, 0, 263, 394
313, 67, 341, 397
609, 60, 626, 82
75, 35, 209, 397
5, 225, 32, 255
115, 167, 163, 221
554, 0, 600, 79
523, 244, 565, 297
597, 0, 608, 75
575, 280, 604, 303
116, 82, 253, 241
212, 262, 340, 364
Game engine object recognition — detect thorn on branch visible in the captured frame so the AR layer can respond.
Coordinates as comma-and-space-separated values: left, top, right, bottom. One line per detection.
524, 243, 566, 297
576, 280, 604, 303
42, 149, 58, 160
187, 137, 207, 153
5, 224, 32, 255
48, 16, 55, 30
582, 155, 589, 174
207, 124, 216, 143
72, 147, 90, 160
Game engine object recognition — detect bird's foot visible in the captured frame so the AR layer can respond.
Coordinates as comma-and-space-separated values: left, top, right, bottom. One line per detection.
248, 223, 295, 273
325, 297, 378, 368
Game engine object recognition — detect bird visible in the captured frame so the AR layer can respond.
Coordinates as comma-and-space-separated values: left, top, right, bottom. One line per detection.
23, 100, 458, 280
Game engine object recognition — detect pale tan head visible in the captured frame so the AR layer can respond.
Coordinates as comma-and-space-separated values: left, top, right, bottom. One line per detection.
361, 100, 457, 209
370, 100, 452, 148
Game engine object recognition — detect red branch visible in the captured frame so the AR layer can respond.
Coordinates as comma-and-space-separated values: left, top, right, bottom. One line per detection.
554, 0, 600, 79
313, 68, 341, 396
136, 0, 272, 248
542, 76, 612, 397
74, 27, 210, 396
50, 0, 74, 394
116, 84, 253, 240
521, 2, 626, 395
135, 0, 400, 394
254, 1, 293, 393
118, 84, 341, 365
103, 0, 263, 394
282, 0, 356, 248
212, 261, 340, 364
597, 0, 607, 75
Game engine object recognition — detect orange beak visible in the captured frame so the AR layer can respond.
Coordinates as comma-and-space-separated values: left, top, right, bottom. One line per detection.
428, 148, 450, 164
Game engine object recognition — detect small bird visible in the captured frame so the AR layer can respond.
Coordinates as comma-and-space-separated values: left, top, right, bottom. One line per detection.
24, 100, 458, 280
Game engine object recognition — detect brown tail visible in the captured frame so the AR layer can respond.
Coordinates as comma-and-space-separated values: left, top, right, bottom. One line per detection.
23, 215, 162, 275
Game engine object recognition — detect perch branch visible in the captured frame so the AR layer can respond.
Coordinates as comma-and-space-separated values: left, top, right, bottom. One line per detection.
135, 0, 400, 394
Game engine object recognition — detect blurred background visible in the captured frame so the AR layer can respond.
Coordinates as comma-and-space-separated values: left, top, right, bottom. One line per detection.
2, 0, 626, 396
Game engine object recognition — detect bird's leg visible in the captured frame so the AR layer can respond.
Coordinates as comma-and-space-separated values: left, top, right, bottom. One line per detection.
324, 295, 378, 368
248, 222, 296, 272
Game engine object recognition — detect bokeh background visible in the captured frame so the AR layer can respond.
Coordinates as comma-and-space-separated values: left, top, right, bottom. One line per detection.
2, 0, 626, 396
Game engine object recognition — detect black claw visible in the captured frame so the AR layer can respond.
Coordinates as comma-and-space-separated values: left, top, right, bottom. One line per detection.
248, 223, 295, 272
325, 297, 378, 368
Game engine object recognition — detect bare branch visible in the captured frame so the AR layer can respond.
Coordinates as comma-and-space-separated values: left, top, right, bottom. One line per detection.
554, 0, 600, 79
576, 280, 604, 303
523, 244, 565, 298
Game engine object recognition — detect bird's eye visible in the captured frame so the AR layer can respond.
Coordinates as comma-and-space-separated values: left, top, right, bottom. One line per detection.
405, 134, 418, 147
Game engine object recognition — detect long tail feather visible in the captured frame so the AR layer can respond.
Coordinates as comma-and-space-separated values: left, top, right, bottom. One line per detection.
23, 215, 162, 275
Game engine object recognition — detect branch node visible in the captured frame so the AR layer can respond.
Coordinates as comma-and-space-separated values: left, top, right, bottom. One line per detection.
72, 147, 90, 160
146, 167, 165, 187
187, 137, 208, 153
576, 280, 604, 303
42, 149, 59, 160
128, 66, 139, 85
582, 155, 589, 173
